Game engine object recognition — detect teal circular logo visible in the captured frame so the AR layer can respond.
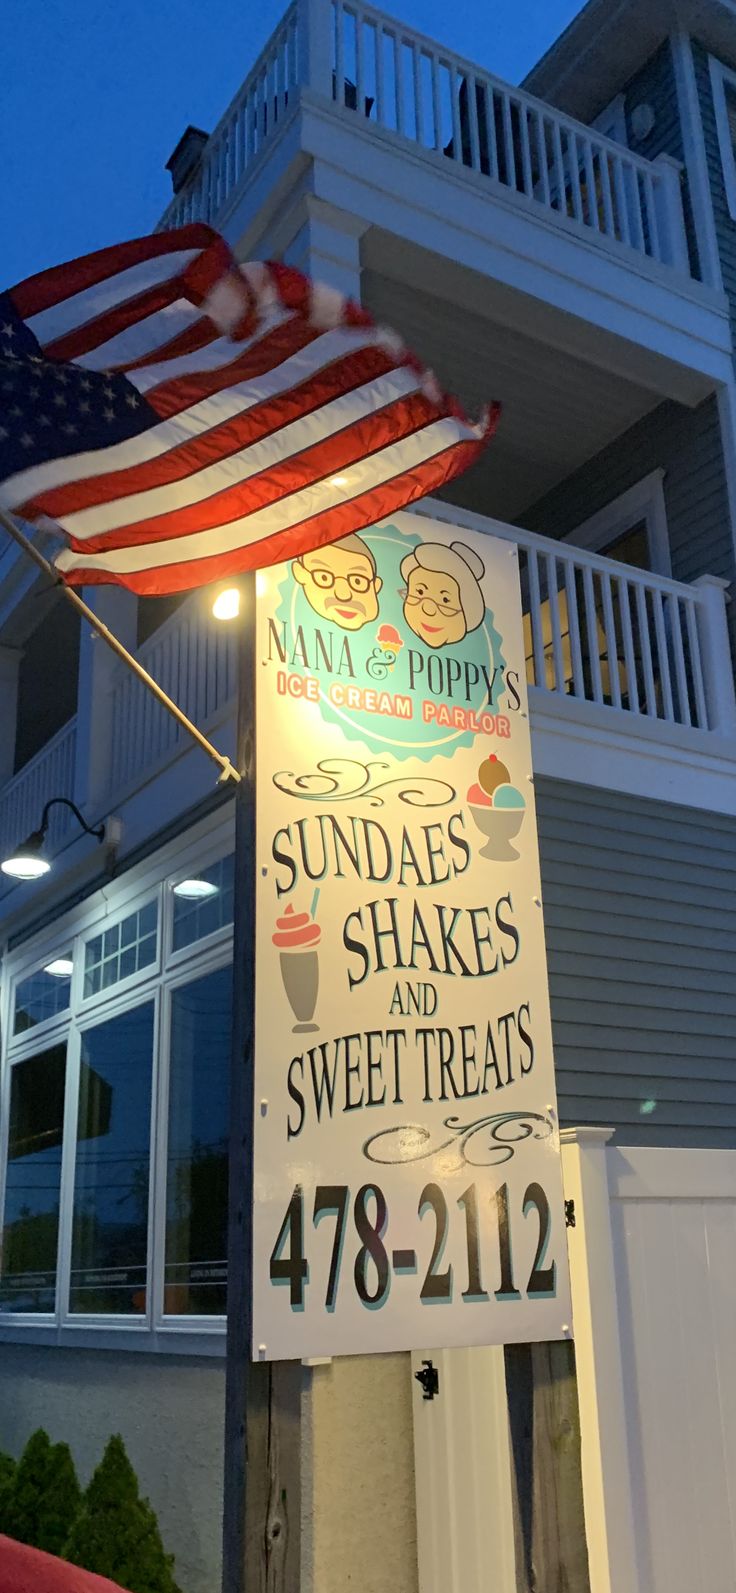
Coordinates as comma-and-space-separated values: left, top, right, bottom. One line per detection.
272, 522, 507, 764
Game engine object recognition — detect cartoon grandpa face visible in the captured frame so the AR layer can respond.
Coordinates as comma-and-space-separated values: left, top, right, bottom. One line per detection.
401, 540, 486, 648
293, 535, 382, 631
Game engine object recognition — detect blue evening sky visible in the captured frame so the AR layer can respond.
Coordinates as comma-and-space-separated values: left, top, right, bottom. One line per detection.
4, 0, 583, 287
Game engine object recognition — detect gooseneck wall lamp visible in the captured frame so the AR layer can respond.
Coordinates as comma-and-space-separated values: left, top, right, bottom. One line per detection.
1, 797, 108, 881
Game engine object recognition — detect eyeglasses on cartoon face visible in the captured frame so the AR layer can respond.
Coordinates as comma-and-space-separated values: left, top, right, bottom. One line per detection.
298, 563, 374, 594
400, 584, 462, 617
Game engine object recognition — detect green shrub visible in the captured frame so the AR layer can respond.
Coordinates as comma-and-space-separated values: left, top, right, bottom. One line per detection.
0, 1448, 16, 1533
64, 1435, 180, 1593
3, 1429, 81, 1556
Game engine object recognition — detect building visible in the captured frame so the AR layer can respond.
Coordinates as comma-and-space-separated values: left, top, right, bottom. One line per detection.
1, 0, 736, 1588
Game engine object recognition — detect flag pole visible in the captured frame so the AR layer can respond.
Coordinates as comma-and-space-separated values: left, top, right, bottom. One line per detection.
0, 508, 240, 785
222, 568, 257, 1592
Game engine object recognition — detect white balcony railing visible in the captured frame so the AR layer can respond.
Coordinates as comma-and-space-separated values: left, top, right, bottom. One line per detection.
0, 718, 78, 864
159, 0, 689, 275
98, 521, 735, 810
107, 599, 238, 797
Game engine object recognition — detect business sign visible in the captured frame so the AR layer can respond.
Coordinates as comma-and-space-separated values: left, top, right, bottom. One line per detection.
253, 512, 571, 1359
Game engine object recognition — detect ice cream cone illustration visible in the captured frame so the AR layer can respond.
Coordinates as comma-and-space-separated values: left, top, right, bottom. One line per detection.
273, 894, 321, 1032
376, 623, 403, 670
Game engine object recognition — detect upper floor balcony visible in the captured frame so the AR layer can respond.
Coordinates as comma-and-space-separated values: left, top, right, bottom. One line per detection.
0, 500, 733, 929
157, 0, 733, 403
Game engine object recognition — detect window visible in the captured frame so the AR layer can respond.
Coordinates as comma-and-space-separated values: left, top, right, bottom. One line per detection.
171, 855, 235, 952
0, 1046, 67, 1313
164, 968, 231, 1315
0, 842, 233, 1342
14, 957, 73, 1035
83, 902, 158, 998
522, 474, 671, 703
710, 56, 736, 222
70, 1004, 154, 1316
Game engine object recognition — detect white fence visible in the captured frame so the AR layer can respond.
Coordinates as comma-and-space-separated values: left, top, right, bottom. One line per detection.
107, 600, 237, 796
0, 719, 77, 863
563, 1131, 736, 1593
412, 1133, 736, 1593
158, 0, 688, 274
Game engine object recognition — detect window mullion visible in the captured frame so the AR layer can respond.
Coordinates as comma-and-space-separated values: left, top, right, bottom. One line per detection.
150, 985, 170, 1330
57, 1023, 82, 1327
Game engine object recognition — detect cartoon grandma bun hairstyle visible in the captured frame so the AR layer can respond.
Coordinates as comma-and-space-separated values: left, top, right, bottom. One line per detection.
400, 539, 486, 634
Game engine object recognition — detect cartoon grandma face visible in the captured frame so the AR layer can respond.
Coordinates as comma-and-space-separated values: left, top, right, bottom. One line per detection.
293, 535, 382, 631
401, 541, 486, 648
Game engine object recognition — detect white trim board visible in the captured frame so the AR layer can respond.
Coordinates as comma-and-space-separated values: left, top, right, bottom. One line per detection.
709, 52, 736, 222
530, 688, 736, 816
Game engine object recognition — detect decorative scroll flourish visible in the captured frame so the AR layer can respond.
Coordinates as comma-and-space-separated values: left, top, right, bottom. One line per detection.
363, 1111, 554, 1169
272, 758, 456, 808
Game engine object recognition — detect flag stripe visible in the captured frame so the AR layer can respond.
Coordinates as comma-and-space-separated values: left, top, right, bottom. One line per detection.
71, 300, 204, 372
11, 225, 215, 322
1, 230, 499, 597
59, 384, 436, 549
6, 331, 397, 513
55, 416, 487, 575
27, 348, 409, 526
57, 436, 487, 595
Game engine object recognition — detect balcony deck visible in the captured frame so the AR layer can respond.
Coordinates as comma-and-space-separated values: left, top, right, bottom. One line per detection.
156, 0, 731, 400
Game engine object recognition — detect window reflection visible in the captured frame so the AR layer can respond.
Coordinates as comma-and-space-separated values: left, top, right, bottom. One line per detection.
0, 1046, 66, 1312
14, 960, 73, 1034
164, 968, 231, 1315
172, 856, 234, 952
70, 1003, 154, 1315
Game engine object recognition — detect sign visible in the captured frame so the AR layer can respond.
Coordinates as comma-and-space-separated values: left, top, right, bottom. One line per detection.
253, 512, 571, 1359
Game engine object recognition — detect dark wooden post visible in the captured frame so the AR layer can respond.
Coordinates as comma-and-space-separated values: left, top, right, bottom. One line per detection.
505, 1341, 591, 1592
222, 573, 301, 1593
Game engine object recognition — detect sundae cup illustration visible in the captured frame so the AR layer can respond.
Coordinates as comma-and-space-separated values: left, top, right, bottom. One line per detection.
376, 623, 403, 670
467, 752, 526, 861
273, 893, 321, 1032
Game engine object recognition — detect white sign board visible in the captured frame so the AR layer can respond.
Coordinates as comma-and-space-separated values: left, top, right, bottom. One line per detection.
253, 512, 571, 1359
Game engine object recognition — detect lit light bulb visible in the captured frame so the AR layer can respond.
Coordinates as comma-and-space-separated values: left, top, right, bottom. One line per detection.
212, 588, 241, 621
44, 958, 73, 977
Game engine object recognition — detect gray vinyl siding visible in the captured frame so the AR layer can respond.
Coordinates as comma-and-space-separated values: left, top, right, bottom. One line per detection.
537, 777, 736, 1147
518, 394, 734, 590
693, 38, 736, 340
621, 41, 699, 278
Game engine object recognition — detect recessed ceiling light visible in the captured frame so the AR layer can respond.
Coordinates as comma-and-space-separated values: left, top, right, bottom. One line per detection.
44, 958, 73, 977
173, 878, 219, 900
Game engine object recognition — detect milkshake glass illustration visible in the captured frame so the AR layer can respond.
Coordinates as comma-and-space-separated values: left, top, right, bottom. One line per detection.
273, 897, 321, 1032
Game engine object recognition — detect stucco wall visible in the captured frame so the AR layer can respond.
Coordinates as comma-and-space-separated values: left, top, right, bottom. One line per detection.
0, 1346, 226, 1593
303, 1354, 418, 1593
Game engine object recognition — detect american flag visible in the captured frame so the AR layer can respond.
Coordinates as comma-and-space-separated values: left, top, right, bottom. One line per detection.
0, 225, 499, 595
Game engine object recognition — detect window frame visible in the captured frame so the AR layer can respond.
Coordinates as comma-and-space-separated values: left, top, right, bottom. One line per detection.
709, 55, 736, 223
564, 469, 672, 576
0, 820, 234, 1354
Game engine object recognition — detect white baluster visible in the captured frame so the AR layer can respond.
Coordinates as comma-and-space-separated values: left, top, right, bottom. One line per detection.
692, 574, 736, 734
634, 583, 658, 718
651, 588, 675, 721
599, 572, 622, 709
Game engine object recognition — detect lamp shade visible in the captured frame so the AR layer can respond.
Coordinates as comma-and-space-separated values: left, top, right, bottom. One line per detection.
1, 828, 50, 880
